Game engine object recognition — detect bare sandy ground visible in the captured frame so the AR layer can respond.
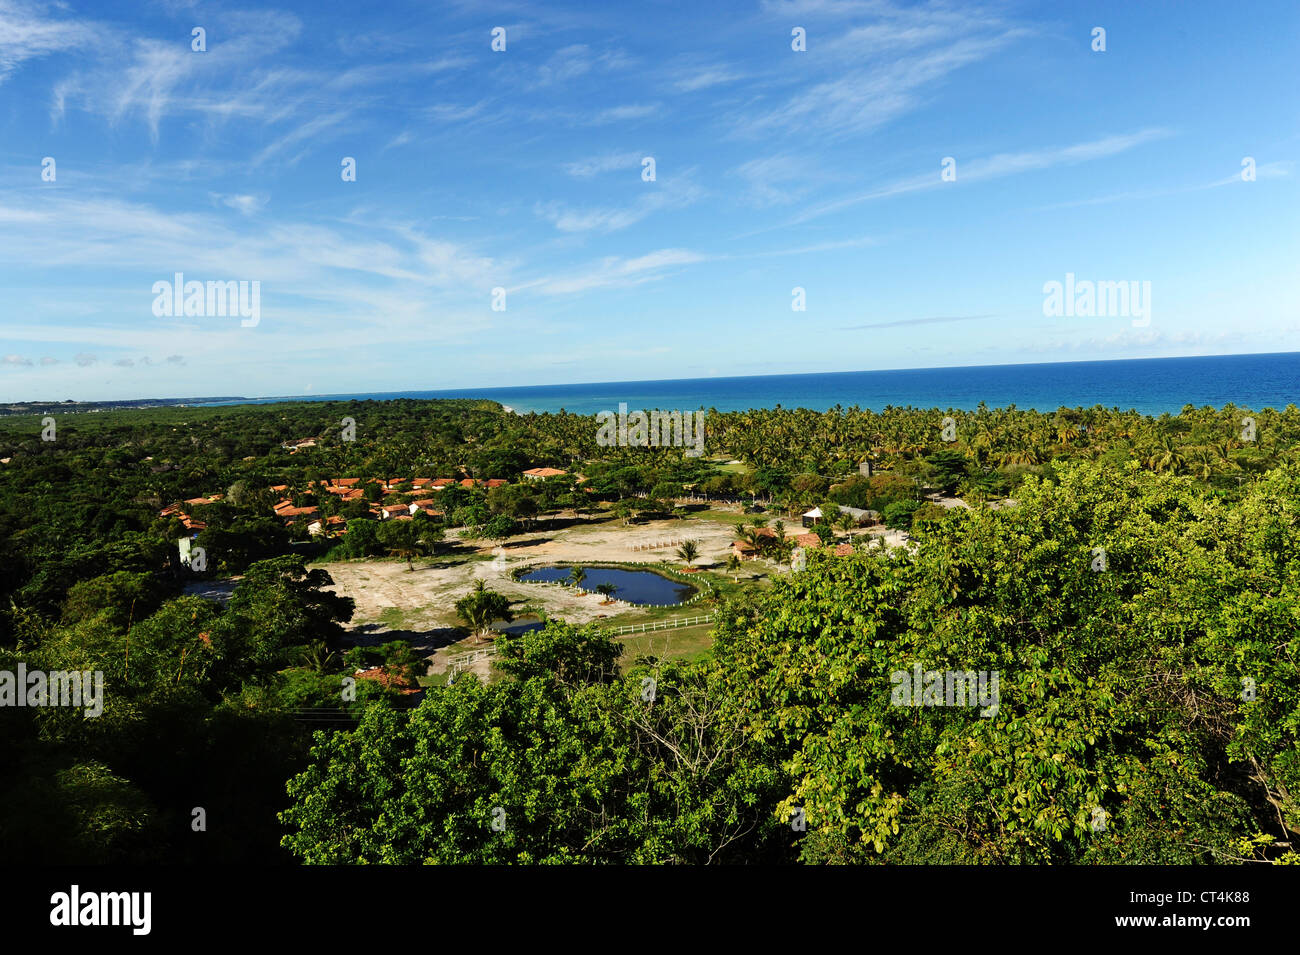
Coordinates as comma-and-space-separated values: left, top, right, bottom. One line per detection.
316, 508, 914, 678
316, 513, 741, 676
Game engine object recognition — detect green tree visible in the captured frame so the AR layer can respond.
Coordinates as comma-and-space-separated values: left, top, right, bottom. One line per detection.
210, 556, 354, 679
454, 580, 512, 638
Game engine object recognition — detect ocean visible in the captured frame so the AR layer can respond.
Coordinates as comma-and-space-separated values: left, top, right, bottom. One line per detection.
204, 352, 1300, 417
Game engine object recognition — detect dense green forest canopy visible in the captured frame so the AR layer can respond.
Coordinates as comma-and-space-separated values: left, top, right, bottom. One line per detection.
0, 397, 1296, 863
279, 464, 1299, 864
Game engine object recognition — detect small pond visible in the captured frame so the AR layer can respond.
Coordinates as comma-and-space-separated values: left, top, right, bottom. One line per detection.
517, 566, 698, 606
491, 617, 546, 636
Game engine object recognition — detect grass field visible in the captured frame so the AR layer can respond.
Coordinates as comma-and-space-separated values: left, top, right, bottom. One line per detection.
616, 623, 715, 669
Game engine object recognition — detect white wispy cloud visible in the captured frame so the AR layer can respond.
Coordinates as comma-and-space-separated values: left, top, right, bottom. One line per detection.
535, 173, 703, 232
536, 44, 632, 85
212, 193, 267, 215
738, 29, 1025, 140
530, 249, 707, 295
839, 313, 996, 331
252, 112, 351, 166
588, 103, 659, 124
789, 128, 1173, 225
739, 235, 882, 258
1035, 160, 1293, 211
0, 0, 97, 83
384, 129, 414, 151
0, 189, 506, 350
734, 155, 818, 207
675, 65, 745, 92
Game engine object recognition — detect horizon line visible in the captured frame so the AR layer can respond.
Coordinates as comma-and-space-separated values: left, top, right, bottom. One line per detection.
5, 349, 1298, 406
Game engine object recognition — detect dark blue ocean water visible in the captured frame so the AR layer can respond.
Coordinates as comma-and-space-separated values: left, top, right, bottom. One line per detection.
207, 352, 1300, 416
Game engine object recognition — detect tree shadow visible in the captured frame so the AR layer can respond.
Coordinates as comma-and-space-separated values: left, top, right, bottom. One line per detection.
347, 624, 469, 654
503, 537, 549, 549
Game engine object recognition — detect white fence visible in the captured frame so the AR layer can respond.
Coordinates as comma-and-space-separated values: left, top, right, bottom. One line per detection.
446, 645, 498, 683
608, 614, 715, 636
445, 611, 718, 680
630, 539, 689, 552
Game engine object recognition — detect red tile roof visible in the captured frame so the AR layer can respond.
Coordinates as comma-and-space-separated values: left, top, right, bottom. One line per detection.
276, 505, 320, 518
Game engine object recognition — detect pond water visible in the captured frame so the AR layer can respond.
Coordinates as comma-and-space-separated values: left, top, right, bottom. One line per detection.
183, 579, 238, 606
517, 566, 698, 606
491, 617, 546, 636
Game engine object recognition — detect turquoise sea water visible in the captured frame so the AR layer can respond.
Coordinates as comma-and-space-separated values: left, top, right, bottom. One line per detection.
205, 352, 1300, 416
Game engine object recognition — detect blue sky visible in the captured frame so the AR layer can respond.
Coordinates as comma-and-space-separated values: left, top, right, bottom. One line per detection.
0, 0, 1297, 401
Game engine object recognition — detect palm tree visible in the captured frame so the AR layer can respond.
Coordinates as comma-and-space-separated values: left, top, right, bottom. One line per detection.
454, 579, 513, 640
1212, 440, 1241, 472
299, 641, 337, 673
568, 565, 587, 591
596, 582, 617, 603
676, 539, 700, 567
1188, 446, 1217, 481
742, 526, 768, 555
726, 553, 742, 582
1145, 437, 1187, 474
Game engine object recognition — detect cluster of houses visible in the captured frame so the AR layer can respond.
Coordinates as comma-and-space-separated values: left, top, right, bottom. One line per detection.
730, 505, 880, 561
162, 474, 539, 545
268, 476, 490, 536
162, 470, 574, 551
160, 494, 223, 534
730, 526, 859, 561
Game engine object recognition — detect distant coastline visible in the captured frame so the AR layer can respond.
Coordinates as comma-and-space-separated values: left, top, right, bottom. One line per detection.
194, 351, 1300, 417
8, 352, 1297, 417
